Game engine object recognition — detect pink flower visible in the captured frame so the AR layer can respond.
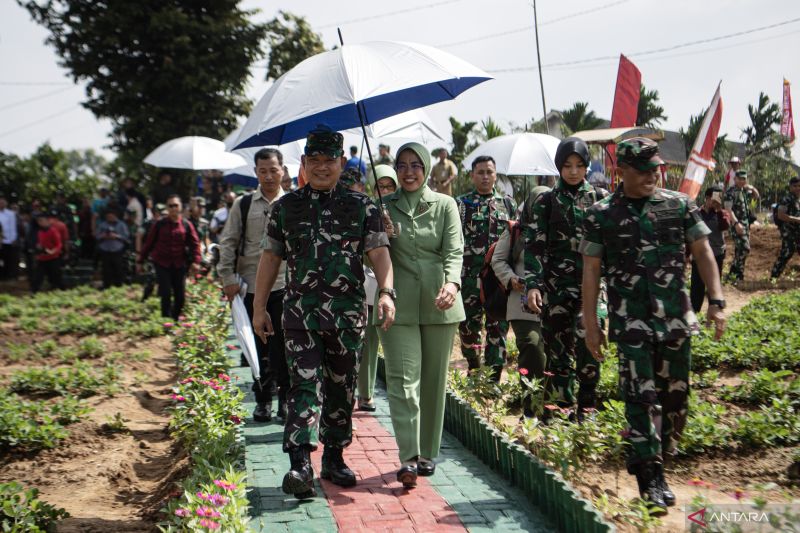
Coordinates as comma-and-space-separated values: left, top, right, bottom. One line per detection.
226, 344, 237, 350
213, 479, 237, 491
198, 518, 220, 529
178, 342, 189, 348
519, 368, 529, 376
544, 404, 559, 411
208, 494, 229, 506
196, 506, 221, 518
178, 315, 186, 321
230, 415, 242, 424
174, 508, 190, 517
218, 373, 231, 382
197, 491, 209, 501
197, 335, 207, 341
181, 322, 194, 328
543, 371, 555, 377
163, 322, 174, 328
687, 478, 705, 487
180, 377, 195, 384
171, 394, 186, 402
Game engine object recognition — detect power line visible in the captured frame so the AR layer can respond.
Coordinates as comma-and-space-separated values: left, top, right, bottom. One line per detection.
318, 0, 463, 29
0, 106, 81, 139
0, 81, 72, 86
0, 86, 76, 112
437, 0, 629, 48
487, 16, 800, 73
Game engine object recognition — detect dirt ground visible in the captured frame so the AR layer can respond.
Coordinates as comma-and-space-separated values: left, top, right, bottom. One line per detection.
726, 223, 800, 282
0, 325, 184, 532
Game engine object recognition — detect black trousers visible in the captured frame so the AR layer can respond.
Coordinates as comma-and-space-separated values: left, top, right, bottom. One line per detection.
31, 258, 64, 293
244, 290, 289, 403
0, 244, 20, 279
154, 264, 187, 320
99, 250, 125, 288
690, 253, 725, 313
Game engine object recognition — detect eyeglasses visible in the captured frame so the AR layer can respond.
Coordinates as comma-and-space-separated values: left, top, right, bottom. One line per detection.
377, 184, 396, 191
167, 204, 180, 208
395, 163, 425, 172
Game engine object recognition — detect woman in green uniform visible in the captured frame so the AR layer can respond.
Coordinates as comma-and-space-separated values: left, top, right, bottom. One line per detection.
379, 142, 465, 488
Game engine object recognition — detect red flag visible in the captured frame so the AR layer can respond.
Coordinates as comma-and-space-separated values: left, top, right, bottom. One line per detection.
782, 78, 795, 146
607, 54, 642, 188
679, 83, 723, 200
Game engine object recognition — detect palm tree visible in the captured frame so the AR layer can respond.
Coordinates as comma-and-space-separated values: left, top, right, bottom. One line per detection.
741, 92, 781, 151
561, 102, 603, 135
636, 85, 668, 128
478, 117, 505, 142
448, 117, 478, 166
678, 111, 704, 154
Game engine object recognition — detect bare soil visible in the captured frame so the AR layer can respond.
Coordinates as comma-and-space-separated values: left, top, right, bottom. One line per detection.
724, 224, 800, 282
0, 320, 184, 532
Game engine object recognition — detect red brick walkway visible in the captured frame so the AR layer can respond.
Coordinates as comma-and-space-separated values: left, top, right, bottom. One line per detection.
310, 410, 466, 532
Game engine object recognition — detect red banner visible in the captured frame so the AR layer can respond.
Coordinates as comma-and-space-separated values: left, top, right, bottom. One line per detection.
607, 54, 642, 187
679, 83, 723, 200
782, 78, 795, 146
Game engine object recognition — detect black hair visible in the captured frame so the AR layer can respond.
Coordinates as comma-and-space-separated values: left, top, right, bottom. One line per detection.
471, 155, 496, 170
254, 148, 283, 166
166, 194, 182, 204
790, 176, 800, 186
705, 185, 723, 197
350, 146, 358, 155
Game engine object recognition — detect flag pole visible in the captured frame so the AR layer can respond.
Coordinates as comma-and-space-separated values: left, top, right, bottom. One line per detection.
532, 0, 549, 134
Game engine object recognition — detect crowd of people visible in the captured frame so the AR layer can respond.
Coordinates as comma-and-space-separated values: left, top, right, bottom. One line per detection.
1, 126, 798, 518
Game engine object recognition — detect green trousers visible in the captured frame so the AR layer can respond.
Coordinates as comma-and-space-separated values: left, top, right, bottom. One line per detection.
509, 319, 546, 379
357, 307, 380, 400
378, 323, 458, 462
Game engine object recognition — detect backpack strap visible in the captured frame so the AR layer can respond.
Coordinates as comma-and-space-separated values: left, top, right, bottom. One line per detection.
234, 193, 253, 272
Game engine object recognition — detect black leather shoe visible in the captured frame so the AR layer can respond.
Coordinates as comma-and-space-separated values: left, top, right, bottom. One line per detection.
283, 447, 316, 499
655, 463, 676, 507
397, 465, 417, 488
634, 462, 668, 515
253, 401, 272, 422
321, 446, 357, 487
417, 460, 435, 477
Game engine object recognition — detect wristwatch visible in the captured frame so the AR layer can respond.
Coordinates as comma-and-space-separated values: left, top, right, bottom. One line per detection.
378, 288, 397, 300
708, 299, 726, 309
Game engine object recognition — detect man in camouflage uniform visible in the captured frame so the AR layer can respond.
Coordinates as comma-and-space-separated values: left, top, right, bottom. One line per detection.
252, 125, 396, 499
724, 170, 760, 282
579, 138, 726, 515
770, 176, 800, 278
456, 155, 516, 380
524, 137, 608, 416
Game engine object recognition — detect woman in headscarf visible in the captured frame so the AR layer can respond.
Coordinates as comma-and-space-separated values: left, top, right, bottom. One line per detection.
524, 137, 609, 420
379, 143, 465, 488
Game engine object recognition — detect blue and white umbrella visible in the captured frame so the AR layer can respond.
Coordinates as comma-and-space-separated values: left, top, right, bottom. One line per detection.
232, 41, 492, 150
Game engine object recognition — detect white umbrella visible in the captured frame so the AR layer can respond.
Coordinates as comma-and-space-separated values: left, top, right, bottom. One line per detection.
365, 109, 447, 145
463, 133, 560, 176
231, 278, 260, 382
231, 41, 491, 149
144, 136, 247, 170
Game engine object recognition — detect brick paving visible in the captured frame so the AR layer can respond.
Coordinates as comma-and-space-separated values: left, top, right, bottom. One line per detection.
228, 335, 555, 532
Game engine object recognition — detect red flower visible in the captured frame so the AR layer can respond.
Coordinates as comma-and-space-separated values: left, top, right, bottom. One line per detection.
519, 368, 529, 376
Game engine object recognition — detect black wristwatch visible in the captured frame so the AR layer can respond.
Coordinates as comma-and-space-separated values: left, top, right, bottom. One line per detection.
378, 288, 397, 300
708, 299, 726, 309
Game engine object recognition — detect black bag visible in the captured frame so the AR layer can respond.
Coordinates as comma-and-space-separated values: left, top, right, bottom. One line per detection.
479, 221, 520, 322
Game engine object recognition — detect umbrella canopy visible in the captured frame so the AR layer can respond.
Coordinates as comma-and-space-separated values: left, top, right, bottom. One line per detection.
463, 133, 560, 176
366, 109, 447, 145
231, 280, 259, 382
232, 41, 492, 149
144, 136, 247, 170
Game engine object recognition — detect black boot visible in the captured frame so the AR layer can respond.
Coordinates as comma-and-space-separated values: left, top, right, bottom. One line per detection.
490, 365, 503, 383
466, 358, 480, 373
576, 390, 597, 423
655, 462, 676, 507
253, 401, 272, 422
282, 446, 315, 499
276, 389, 287, 424
634, 462, 668, 515
321, 446, 357, 487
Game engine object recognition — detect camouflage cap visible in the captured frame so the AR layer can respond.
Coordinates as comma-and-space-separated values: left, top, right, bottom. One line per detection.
735, 169, 748, 179
305, 124, 344, 158
339, 167, 363, 187
616, 137, 664, 171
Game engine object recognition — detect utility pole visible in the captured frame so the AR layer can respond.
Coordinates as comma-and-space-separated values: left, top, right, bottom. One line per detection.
532, 0, 549, 134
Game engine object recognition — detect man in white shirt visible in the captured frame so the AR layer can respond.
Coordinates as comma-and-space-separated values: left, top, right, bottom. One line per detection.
209, 191, 236, 244
0, 194, 20, 279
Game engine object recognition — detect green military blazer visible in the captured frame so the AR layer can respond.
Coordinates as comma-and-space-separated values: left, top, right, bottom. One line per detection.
376, 186, 466, 325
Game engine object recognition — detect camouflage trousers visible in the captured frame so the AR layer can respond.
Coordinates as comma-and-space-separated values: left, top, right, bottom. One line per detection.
727, 229, 750, 282
542, 293, 599, 408
770, 233, 799, 278
618, 337, 690, 469
458, 274, 508, 368
282, 328, 362, 452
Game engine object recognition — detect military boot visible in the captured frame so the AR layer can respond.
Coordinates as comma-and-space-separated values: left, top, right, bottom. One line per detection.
282, 446, 315, 499
320, 446, 357, 487
634, 462, 668, 515
655, 462, 676, 507
276, 388, 288, 424
576, 390, 597, 423
252, 400, 272, 422
466, 358, 480, 373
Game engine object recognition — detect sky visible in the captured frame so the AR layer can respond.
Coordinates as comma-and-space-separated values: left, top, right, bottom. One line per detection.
1, 0, 799, 165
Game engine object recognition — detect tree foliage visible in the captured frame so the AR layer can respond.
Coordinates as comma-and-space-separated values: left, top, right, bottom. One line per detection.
636, 85, 668, 128
0, 144, 106, 206
448, 117, 478, 167
561, 102, 603, 135
477, 117, 505, 142
18, 0, 267, 175
742, 92, 781, 152
264, 11, 325, 81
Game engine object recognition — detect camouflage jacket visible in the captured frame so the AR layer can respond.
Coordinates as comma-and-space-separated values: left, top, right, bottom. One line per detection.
524, 179, 608, 295
579, 189, 710, 342
777, 192, 800, 237
263, 183, 388, 330
724, 185, 756, 229
456, 189, 516, 275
